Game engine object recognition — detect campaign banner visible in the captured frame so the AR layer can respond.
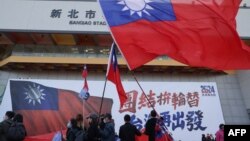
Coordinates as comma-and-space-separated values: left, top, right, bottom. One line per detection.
0, 79, 224, 141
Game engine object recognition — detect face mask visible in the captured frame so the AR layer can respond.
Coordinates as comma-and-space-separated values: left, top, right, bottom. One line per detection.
67, 121, 72, 128
103, 118, 107, 123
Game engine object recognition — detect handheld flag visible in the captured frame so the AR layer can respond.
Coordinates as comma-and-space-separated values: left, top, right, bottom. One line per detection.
82, 65, 88, 78
106, 43, 127, 107
99, 0, 250, 70
79, 65, 90, 100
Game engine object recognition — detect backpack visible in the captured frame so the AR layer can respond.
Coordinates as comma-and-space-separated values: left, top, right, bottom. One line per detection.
7, 122, 26, 141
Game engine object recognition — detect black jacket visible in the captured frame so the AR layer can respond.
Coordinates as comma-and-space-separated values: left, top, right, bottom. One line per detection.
99, 122, 115, 141
119, 123, 141, 141
145, 118, 157, 141
0, 119, 13, 141
66, 127, 81, 141
87, 123, 100, 141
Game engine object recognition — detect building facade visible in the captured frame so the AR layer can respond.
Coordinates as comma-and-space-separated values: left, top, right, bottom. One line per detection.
0, 0, 250, 140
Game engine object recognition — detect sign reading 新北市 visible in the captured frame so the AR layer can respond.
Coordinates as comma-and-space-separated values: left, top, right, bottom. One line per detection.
0, 0, 108, 32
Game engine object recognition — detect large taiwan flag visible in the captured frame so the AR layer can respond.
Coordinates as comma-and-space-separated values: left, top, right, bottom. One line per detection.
99, 0, 250, 70
9, 80, 113, 139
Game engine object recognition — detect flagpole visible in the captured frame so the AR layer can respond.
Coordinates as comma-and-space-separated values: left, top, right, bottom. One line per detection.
132, 71, 172, 141
132, 71, 157, 111
82, 93, 85, 129
81, 65, 88, 130
97, 42, 113, 121
98, 77, 108, 120
82, 78, 87, 117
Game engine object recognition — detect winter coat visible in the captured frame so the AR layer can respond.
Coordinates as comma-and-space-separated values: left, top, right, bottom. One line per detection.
99, 122, 115, 141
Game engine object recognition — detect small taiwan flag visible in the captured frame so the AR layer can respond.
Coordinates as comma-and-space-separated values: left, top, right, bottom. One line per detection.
79, 65, 90, 100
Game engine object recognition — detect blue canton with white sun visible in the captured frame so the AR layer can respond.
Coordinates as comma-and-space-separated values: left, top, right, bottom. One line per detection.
24, 83, 46, 106
99, 0, 176, 26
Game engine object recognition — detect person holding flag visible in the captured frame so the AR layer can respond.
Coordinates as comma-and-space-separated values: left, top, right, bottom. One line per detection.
144, 110, 158, 141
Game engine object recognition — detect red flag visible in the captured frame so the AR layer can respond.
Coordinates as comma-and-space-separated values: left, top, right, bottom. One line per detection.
135, 126, 173, 141
80, 65, 90, 100
83, 65, 89, 92
99, 0, 250, 70
82, 65, 88, 79
106, 43, 127, 107
10, 80, 113, 136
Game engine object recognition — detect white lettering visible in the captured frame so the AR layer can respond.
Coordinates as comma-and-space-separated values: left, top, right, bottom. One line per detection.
241, 129, 246, 136
228, 129, 235, 136
228, 129, 247, 136
69, 21, 92, 25
235, 129, 241, 136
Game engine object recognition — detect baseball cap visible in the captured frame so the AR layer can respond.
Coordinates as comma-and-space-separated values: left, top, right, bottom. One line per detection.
86, 113, 98, 119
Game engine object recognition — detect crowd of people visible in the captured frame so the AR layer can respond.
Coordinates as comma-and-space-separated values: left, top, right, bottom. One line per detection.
201, 134, 215, 141
64, 113, 115, 141
0, 110, 144, 141
1, 110, 224, 141
0, 111, 27, 141
64, 110, 172, 141
202, 124, 224, 141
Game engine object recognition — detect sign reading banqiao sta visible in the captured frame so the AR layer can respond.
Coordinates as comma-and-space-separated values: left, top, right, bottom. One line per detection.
0, 0, 249, 37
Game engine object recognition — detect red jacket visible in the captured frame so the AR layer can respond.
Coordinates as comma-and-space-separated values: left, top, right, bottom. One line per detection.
216, 129, 224, 141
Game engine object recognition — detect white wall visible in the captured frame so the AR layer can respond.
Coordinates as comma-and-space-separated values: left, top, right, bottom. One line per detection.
237, 70, 250, 112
